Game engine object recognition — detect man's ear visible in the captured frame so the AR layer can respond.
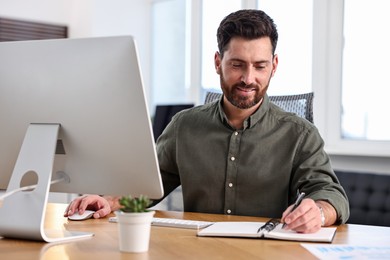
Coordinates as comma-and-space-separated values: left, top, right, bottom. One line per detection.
214, 51, 222, 75
271, 54, 278, 77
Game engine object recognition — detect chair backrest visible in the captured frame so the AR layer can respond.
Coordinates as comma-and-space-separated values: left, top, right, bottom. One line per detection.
335, 170, 390, 227
153, 104, 194, 142
204, 91, 314, 123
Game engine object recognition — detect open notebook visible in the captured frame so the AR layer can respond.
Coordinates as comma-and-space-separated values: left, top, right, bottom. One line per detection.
197, 219, 336, 243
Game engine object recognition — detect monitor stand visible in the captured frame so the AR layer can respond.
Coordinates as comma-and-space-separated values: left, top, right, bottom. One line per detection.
0, 124, 93, 242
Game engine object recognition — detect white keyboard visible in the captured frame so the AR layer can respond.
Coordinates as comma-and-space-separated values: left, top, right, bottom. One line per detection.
152, 217, 214, 229
109, 217, 214, 229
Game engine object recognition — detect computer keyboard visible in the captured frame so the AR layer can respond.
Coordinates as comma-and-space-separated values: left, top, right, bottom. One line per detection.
152, 217, 214, 229
109, 217, 214, 229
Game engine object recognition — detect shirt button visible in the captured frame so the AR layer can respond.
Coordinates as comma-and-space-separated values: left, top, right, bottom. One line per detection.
230, 156, 235, 161
234, 131, 238, 136
227, 209, 231, 214
228, 183, 233, 188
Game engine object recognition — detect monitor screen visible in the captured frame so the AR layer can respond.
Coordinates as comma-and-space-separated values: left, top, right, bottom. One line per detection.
0, 36, 164, 199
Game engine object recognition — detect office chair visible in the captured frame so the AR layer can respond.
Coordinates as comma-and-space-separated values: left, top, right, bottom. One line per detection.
335, 170, 390, 227
153, 104, 194, 142
153, 104, 193, 211
204, 91, 314, 123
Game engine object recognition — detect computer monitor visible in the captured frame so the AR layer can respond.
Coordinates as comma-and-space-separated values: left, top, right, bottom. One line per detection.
0, 36, 164, 242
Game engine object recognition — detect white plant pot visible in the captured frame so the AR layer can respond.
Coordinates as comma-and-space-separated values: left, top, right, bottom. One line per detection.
115, 210, 155, 253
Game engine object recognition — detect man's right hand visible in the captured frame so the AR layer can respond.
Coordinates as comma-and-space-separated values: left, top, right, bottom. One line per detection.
64, 194, 115, 219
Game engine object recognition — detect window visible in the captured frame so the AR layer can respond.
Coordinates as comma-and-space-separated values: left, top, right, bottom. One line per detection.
341, 0, 390, 141
151, 0, 390, 156
151, 0, 187, 108
257, 0, 313, 96
201, 0, 241, 91
314, 0, 390, 156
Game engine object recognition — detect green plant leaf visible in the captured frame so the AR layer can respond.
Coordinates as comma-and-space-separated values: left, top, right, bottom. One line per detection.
119, 195, 152, 213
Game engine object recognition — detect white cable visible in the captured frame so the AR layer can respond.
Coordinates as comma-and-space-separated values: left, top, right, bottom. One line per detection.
0, 174, 67, 207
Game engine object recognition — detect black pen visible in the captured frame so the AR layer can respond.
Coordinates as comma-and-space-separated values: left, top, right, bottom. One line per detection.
282, 191, 305, 229
257, 218, 280, 233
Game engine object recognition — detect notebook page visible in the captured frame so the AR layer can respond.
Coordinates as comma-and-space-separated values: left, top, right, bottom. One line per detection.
197, 221, 266, 238
265, 224, 336, 242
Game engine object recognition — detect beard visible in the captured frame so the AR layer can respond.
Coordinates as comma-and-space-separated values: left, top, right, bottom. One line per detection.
220, 74, 269, 109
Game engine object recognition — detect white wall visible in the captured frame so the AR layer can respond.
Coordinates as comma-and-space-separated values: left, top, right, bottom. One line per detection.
0, 0, 71, 24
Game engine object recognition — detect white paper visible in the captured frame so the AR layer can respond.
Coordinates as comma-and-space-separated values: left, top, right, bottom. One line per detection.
301, 244, 390, 259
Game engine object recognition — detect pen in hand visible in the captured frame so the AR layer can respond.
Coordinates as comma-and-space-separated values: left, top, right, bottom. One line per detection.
282, 190, 305, 229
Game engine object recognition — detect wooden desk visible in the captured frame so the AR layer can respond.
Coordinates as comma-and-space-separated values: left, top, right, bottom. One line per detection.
1, 203, 390, 259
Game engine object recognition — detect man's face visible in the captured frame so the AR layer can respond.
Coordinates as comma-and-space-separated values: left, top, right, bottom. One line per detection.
215, 37, 278, 109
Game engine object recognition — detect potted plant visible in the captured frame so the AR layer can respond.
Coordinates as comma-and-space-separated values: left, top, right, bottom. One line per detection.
115, 195, 155, 253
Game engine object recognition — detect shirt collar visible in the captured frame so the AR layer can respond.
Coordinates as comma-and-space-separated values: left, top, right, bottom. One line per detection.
217, 94, 270, 130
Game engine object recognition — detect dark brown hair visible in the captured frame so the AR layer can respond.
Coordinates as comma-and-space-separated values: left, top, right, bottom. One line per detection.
217, 9, 278, 57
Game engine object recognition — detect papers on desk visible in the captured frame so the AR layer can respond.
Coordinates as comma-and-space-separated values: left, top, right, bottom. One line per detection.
301, 244, 390, 259
197, 220, 337, 243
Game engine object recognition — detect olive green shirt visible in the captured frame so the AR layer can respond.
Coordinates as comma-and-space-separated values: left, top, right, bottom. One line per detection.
156, 94, 349, 223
